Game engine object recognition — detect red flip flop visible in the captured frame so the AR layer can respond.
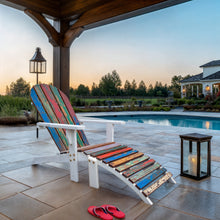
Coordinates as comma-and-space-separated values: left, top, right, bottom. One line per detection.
88, 206, 113, 220
101, 204, 125, 219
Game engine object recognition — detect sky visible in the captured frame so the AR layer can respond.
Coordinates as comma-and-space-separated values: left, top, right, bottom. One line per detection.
1, 0, 220, 94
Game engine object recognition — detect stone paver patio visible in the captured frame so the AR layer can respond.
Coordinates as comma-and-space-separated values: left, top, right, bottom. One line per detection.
0, 111, 220, 219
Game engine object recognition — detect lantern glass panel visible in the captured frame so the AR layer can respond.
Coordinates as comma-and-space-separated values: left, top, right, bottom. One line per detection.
200, 142, 208, 176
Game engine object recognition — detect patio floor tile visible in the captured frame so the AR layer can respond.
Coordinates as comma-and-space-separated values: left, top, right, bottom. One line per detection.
35, 187, 140, 220
212, 167, 220, 178
175, 175, 220, 194
23, 175, 93, 208
0, 214, 10, 220
136, 205, 204, 220
159, 186, 220, 220
0, 176, 29, 200
0, 193, 54, 220
2, 165, 69, 187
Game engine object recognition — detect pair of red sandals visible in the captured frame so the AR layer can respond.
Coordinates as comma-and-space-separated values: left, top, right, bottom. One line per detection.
88, 204, 125, 220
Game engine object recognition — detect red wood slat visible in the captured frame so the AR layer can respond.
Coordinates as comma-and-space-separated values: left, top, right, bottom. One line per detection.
97, 147, 132, 160
41, 85, 68, 124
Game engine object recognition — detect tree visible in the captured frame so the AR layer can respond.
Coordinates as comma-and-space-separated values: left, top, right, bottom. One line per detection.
75, 84, 90, 96
136, 80, 147, 96
91, 83, 102, 96
170, 74, 191, 98
147, 84, 154, 96
99, 70, 122, 96
7, 77, 30, 97
131, 79, 137, 95
124, 80, 131, 96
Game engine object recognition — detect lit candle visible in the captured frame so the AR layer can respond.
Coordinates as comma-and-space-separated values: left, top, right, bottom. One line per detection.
188, 154, 197, 176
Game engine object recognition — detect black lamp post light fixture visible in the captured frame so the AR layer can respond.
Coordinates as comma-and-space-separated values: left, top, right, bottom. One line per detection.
30, 47, 46, 138
30, 47, 46, 84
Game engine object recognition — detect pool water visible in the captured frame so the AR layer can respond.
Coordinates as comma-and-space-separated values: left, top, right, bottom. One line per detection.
93, 114, 220, 130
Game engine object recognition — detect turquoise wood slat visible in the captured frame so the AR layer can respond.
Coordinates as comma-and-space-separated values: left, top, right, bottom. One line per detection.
40, 85, 84, 147
103, 150, 138, 163
58, 87, 89, 146
34, 85, 69, 149
136, 167, 167, 190
30, 88, 66, 152
49, 85, 88, 146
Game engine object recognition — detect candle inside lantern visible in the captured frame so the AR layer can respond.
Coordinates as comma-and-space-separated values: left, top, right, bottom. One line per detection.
188, 154, 197, 176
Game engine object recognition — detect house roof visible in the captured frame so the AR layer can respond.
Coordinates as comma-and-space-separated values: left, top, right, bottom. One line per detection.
180, 73, 203, 83
180, 71, 220, 84
202, 71, 220, 80
200, 60, 220, 68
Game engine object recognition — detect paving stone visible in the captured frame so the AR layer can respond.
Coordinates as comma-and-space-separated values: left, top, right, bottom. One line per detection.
212, 167, 220, 178
163, 161, 180, 170
0, 214, 10, 220
2, 165, 69, 187
23, 175, 93, 208
149, 181, 179, 201
159, 186, 220, 220
35, 188, 140, 220
136, 205, 204, 220
0, 176, 29, 200
176, 175, 220, 194
0, 193, 54, 220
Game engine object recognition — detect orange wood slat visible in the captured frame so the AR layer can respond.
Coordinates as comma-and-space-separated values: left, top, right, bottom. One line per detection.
109, 152, 144, 167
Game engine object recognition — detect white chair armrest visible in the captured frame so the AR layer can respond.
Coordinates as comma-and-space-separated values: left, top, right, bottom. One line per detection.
37, 122, 85, 130
79, 117, 125, 142
79, 118, 126, 125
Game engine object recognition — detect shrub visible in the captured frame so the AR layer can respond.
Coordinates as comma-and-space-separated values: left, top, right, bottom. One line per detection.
0, 104, 19, 117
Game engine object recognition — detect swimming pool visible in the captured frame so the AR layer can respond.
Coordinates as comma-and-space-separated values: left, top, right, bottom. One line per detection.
92, 114, 220, 130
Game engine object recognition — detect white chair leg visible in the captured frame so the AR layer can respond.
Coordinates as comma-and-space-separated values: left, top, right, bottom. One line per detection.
69, 153, 79, 182
88, 156, 99, 189
66, 130, 79, 182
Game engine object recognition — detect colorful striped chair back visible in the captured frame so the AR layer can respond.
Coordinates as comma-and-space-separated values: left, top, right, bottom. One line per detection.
30, 84, 89, 153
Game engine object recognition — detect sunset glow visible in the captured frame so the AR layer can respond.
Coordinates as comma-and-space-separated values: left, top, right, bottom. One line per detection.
1, 0, 220, 94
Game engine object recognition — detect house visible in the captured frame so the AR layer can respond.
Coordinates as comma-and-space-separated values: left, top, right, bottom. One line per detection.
180, 60, 220, 98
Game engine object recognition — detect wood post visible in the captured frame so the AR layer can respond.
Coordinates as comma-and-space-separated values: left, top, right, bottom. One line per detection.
25, 10, 84, 96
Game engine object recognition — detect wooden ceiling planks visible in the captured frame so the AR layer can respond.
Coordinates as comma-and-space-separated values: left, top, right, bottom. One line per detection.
0, 0, 60, 18
1, 0, 191, 24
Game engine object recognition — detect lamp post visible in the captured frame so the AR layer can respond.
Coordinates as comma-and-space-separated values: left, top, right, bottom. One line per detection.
29, 47, 46, 138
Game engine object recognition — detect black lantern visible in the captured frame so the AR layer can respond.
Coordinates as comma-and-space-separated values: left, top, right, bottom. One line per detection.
180, 133, 212, 180
29, 47, 46, 84
30, 48, 46, 138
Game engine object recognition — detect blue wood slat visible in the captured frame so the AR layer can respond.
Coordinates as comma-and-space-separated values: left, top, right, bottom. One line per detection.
103, 150, 138, 163
31, 89, 66, 152
136, 167, 167, 190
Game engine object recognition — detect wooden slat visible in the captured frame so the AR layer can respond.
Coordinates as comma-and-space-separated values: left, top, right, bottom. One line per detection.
103, 150, 138, 164
34, 85, 69, 149
41, 85, 85, 147
115, 155, 149, 172
84, 143, 121, 155
136, 167, 167, 190
78, 142, 115, 152
97, 147, 132, 160
30, 89, 66, 152
122, 159, 155, 178
109, 152, 144, 167
91, 145, 126, 157
143, 172, 173, 197
52, 85, 89, 146
129, 162, 160, 183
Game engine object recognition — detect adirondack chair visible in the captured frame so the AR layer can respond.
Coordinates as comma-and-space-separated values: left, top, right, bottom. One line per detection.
30, 84, 176, 205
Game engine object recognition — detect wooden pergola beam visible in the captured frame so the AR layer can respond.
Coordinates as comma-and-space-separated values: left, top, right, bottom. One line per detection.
24, 9, 60, 46
71, 0, 191, 29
